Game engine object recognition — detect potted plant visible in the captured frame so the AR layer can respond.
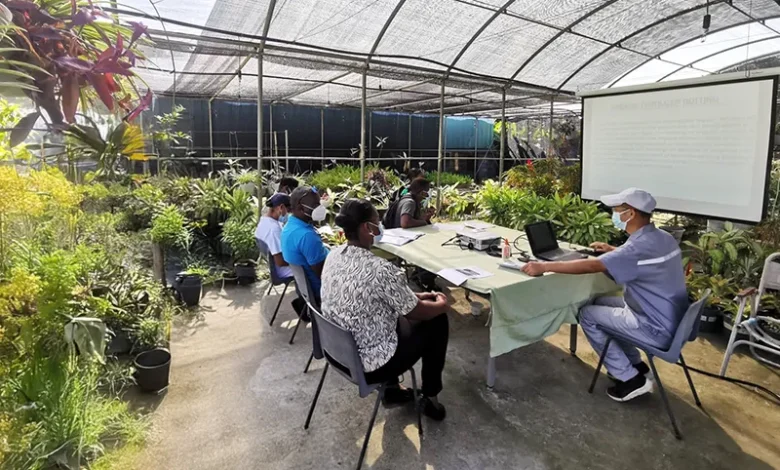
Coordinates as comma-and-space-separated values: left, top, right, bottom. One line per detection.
221, 215, 259, 284
133, 310, 174, 393
687, 273, 736, 334
149, 205, 189, 286
173, 267, 206, 307
235, 169, 261, 195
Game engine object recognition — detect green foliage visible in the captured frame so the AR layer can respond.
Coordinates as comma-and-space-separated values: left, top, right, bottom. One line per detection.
435, 184, 477, 221
221, 217, 258, 262
149, 205, 188, 249
477, 183, 618, 246
0, 99, 33, 161
431, 172, 473, 187
63, 122, 145, 181
505, 160, 581, 196
308, 164, 399, 192
682, 222, 760, 281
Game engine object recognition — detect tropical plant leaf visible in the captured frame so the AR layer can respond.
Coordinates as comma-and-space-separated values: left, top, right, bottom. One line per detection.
9, 111, 39, 147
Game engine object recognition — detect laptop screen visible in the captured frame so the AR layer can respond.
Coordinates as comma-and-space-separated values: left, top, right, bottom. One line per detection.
525, 221, 560, 254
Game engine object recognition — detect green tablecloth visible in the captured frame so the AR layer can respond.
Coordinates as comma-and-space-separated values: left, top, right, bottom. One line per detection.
376, 222, 618, 357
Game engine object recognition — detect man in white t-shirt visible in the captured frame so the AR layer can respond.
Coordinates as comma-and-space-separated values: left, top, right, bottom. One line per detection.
255, 193, 293, 279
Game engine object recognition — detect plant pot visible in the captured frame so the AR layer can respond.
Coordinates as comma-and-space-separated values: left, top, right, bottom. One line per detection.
107, 329, 132, 356
234, 262, 256, 284
659, 225, 684, 244
699, 306, 723, 334
134, 348, 171, 393
173, 272, 202, 307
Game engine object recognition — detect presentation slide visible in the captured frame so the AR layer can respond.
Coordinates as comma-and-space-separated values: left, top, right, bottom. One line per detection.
581, 78, 775, 223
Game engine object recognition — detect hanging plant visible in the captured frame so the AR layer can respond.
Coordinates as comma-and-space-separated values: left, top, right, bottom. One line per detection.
0, 0, 152, 145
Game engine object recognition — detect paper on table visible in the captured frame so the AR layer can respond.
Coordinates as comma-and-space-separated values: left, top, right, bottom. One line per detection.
432, 223, 465, 232
317, 225, 335, 236
437, 266, 494, 287
378, 234, 415, 246
383, 228, 424, 240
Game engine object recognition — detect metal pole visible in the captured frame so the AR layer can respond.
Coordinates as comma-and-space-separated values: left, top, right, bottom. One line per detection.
473, 116, 478, 179
407, 113, 412, 161
499, 88, 506, 182
208, 98, 214, 172
436, 79, 445, 211
285, 129, 289, 162
320, 108, 325, 168
368, 111, 373, 161
257, 50, 263, 171
360, 70, 367, 183
548, 96, 554, 158
269, 104, 274, 158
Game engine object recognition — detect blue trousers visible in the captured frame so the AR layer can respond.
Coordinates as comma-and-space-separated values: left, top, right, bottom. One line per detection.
579, 296, 669, 382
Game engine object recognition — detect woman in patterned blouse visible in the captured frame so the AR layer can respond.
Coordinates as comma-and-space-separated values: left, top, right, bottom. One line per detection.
321, 199, 450, 421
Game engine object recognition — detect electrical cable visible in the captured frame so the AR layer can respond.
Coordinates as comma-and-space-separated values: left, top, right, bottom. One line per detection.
674, 363, 780, 405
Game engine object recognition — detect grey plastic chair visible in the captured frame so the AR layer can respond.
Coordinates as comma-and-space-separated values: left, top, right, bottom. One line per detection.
588, 292, 710, 440
289, 264, 322, 370
303, 306, 422, 470
256, 238, 294, 326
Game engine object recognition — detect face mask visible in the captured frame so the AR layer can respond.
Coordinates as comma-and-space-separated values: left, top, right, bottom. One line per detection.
303, 203, 327, 222
369, 222, 384, 245
279, 214, 289, 225
611, 209, 631, 231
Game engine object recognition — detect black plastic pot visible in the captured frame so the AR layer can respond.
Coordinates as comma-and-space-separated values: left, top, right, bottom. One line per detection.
234, 262, 256, 284
699, 306, 723, 334
107, 329, 132, 356
134, 348, 171, 393
173, 272, 203, 307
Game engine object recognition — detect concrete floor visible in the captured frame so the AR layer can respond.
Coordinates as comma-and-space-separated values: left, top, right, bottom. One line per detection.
132, 283, 780, 470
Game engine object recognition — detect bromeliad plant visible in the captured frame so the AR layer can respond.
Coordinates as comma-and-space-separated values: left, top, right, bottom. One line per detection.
1, 0, 151, 143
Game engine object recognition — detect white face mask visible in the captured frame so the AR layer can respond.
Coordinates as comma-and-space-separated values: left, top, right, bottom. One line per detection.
369, 222, 384, 245
303, 203, 327, 222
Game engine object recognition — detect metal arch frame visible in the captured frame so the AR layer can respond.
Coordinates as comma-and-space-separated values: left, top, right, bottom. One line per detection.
656, 33, 780, 83
388, 86, 501, 111
278, 0, 408, 106
507, 0, 623, 82
338, 78, 437, 106
557, 2, 732, 92
717, 48, 780, 73
257, 0, 277, 178
275, 71, 353, 102
605, 14, 780, 90
447, 0, 517, 76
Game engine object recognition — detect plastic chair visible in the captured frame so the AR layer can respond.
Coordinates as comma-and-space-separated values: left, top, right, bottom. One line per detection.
289, 264, 321, 371
256, 238, 294, 326
303, 306, 422, 470
588, 292, 710, 440
721, 253, 780, 375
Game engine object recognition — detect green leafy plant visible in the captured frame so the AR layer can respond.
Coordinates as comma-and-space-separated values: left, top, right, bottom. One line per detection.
432, 172, 473, 187
62, 121, 145, 181
149, 205, 188, 249
682, 222, 758, 280
221, 217, 258, 262
0, 99, 33, 161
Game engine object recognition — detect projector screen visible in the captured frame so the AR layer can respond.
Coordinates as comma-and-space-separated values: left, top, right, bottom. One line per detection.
581, 77, 777, 223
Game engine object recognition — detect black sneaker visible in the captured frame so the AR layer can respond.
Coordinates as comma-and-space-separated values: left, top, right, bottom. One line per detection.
382, 386, 416, 408
607, 374, 653, 402
607, 361, 652, 382
419, 396, 446, 421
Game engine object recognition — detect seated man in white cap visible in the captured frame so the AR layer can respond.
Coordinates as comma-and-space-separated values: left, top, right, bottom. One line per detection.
522, 188, 688, 402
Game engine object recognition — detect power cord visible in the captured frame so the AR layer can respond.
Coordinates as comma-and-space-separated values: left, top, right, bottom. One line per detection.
674, 363, 780, 405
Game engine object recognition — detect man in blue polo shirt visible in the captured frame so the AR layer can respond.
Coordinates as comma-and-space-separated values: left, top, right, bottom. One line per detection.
281, 186, 330, 298
522, 188, 688, 403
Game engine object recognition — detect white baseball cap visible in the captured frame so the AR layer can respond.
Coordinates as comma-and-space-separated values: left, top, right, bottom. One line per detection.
600, 188, 657, 213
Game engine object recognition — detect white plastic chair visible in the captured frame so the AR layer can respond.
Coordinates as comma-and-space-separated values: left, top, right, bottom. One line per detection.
720, 252, 780, 376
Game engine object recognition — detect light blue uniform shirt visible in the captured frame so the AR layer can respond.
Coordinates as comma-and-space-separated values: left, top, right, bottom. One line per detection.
599, 224, 689, 339
281, 215, 329, 295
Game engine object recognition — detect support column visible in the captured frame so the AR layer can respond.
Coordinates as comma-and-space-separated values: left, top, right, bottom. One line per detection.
208, 98, 214, 172
360, 70, 367, 183
436, 80, 445, 211
548, 96, 554, 158
407, 114, 412, 172
474, 116, 478, 179
269, 104, 274, 158
320, 108, 325, 167
368, 111, 373, 161
257, 50, 263, 171
499, 88, 507, 183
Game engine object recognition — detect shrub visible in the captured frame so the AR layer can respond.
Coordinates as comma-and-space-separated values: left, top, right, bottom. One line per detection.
309, 164, 399, 192
432, 172, 473, 187
477, 183, 618, 246
221, 217, 258, 262
149, 205, 189, 249
505, 160, 580, 197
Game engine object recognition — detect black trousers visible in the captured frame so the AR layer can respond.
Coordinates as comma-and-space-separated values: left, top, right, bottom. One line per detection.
364, 313, 449, 397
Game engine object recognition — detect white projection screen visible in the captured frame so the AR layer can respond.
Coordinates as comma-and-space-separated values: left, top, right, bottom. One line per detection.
581, 77, 777, 223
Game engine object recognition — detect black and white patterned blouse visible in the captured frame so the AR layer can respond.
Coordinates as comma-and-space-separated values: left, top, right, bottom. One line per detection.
321, 244, 418, 372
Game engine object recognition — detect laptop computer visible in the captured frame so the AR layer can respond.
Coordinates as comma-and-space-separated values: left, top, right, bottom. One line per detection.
524, 221, 587, 262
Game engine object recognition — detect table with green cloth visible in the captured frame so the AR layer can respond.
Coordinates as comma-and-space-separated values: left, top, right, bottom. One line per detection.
375, 221, 618, 388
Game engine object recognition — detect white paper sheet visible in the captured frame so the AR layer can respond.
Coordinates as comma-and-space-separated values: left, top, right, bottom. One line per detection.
383, 228, 424, 240
432, 223, 465, 232
378, 234, 415, 246
437, 266, 494, 286
317, 225, 335, 236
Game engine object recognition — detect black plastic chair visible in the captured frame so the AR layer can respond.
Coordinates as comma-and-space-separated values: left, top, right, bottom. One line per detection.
289, 264, 321, 369
303, 306, 422, 470
256, 238, 293, 326
588, 292, 710, 440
